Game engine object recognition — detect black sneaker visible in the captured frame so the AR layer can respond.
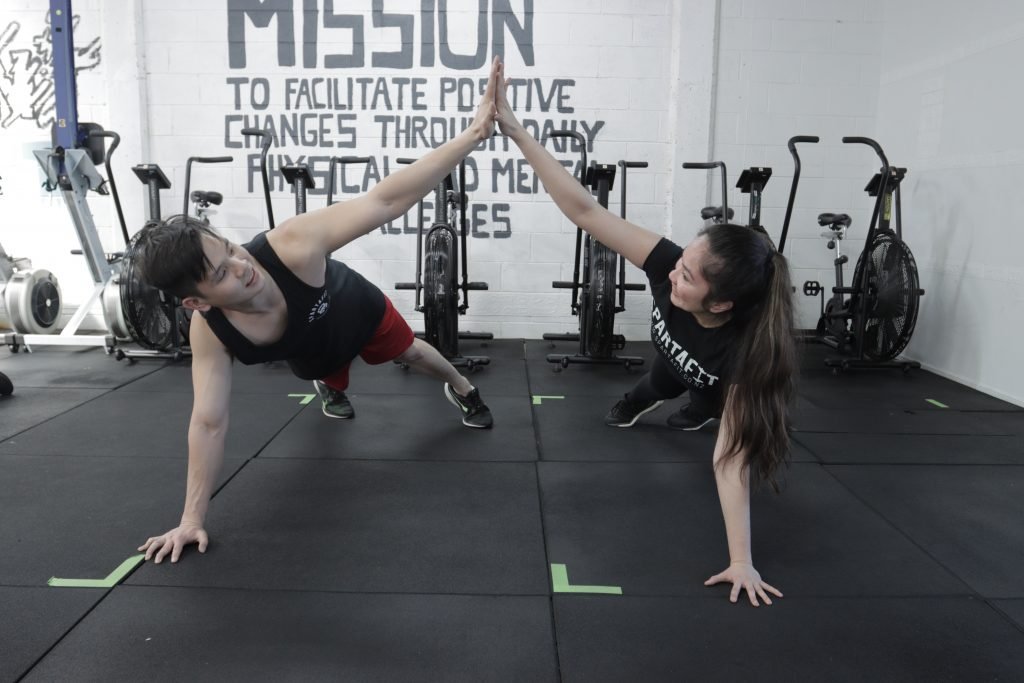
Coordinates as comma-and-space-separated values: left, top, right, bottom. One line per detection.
666, 404, 717, 431
444, 383, 493, 429
313, 380, 355, 419
604, 396, 664, 427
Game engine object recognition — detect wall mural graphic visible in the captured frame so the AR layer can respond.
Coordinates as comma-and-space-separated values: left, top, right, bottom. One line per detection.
0, 12, 101, 131
225, 1, 604, 238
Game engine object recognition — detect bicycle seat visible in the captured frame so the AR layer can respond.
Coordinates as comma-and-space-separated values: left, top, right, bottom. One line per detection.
190, 190, 223, 206
701, 206, 735, 221
817, 213, 851, 228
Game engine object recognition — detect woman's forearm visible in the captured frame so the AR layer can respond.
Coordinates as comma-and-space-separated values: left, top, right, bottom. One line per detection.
714, 452, 753, 566
506, 125, 600, 226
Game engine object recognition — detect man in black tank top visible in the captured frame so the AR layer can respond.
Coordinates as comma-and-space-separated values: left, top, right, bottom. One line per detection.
136, 58, 502, 566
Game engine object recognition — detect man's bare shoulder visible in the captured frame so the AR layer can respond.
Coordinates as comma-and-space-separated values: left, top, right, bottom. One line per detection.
265, 218, 328, 278
189, 314, 231, 360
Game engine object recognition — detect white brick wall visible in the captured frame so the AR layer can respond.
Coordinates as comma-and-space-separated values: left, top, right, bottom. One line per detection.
3, 0, 1017, 403
714, 0, 884, 328
0, 0, 882, 336
0, 2, 115, 332
871, 0, 1024, 406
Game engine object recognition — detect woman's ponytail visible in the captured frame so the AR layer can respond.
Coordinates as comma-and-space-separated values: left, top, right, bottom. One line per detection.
699, 226, 797, 491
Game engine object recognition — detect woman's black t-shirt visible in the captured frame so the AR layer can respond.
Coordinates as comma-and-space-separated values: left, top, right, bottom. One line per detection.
202, 231, 386, 380
643, 237, 740, 413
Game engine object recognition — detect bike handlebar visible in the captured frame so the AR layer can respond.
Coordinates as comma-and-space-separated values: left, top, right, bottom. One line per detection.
843, 136, 890, 168
619, 161, 648, 169
843, 136, 891, 257
396, 158, 416, 165
241, 128, 275, 229
327, 156, 373, 205
546, 131, 588, 312
241, 128, 273, 151
183, 156, 235, 217
683, 161, 728, 222
188, 156, 233, 164
788, 135, 819, 150
548, 131, 586, 142
88, 130, 129, 246
779, 136, 820, 254
89, 130, 120, 160
545, 131, 588, 180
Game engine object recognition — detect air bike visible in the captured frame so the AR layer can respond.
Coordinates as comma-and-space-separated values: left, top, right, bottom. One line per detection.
112, 154, 234, 363
543, 131, 649, 369
682, 156, 780, 241
327, 157, 492, 369
779, 136, 925, 372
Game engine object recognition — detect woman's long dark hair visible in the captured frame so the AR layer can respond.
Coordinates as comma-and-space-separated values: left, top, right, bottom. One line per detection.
699, 223, 797, 492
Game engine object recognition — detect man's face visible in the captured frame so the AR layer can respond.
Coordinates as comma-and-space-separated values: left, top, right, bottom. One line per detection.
182, 236, 262, 312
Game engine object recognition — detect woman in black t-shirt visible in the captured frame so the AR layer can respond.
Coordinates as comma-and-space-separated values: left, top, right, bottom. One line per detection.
495, 58, 797, 608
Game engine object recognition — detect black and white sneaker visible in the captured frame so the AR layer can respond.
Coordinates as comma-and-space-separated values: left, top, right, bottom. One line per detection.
604, 396, 664, 427
313, 380, 355, 419
666, 404, 717, 431
444, 383, 493, 429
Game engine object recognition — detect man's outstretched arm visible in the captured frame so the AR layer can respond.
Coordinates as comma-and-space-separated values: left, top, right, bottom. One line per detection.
282, 56, 500, 254
139, 316, 233, 563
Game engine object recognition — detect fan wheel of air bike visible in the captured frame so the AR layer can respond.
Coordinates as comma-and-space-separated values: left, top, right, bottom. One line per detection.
119, 231, 178, 350
582, 241, 616, 358
423, 228, 459, 358
3, 268, 63, 335
851, 230, 922, 361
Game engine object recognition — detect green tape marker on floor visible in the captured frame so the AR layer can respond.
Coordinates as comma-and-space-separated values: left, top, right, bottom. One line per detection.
49, 554, 145, 588
289, 393, 316, 405
551, 563, 622, 595
532, 395, 565, 406
926, 399, 949, 408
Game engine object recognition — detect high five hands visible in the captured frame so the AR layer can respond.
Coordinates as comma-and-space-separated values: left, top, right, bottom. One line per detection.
470, 55, 502, 141
492, 55, 523, 138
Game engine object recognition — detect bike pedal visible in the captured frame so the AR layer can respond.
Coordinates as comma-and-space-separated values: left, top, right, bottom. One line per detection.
803, 281, 822, 296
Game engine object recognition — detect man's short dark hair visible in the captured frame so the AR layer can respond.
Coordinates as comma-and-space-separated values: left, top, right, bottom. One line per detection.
134, 215, 224, 298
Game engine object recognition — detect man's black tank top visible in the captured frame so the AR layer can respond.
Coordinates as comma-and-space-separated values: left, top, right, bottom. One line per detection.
202, 232, 386, 380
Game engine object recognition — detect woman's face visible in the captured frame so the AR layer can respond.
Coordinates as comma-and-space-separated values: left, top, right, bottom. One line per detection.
668, 235, 714, 313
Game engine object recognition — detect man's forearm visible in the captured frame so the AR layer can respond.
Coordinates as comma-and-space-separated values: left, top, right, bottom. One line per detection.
181, 422, 227, 526
372, 125, 486, 219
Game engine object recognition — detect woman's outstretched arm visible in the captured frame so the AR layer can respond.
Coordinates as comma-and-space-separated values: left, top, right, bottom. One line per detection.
495, 57, 661, 269
704, 387, 783, 606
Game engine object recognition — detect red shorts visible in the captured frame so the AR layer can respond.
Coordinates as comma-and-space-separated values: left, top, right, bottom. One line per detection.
319, 295, 414, 391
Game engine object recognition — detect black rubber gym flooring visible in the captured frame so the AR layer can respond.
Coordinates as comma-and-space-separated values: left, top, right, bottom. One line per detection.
1, 339, 1023, 681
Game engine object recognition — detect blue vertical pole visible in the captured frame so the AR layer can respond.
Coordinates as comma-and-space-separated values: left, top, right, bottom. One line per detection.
49, 0, 79, 151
